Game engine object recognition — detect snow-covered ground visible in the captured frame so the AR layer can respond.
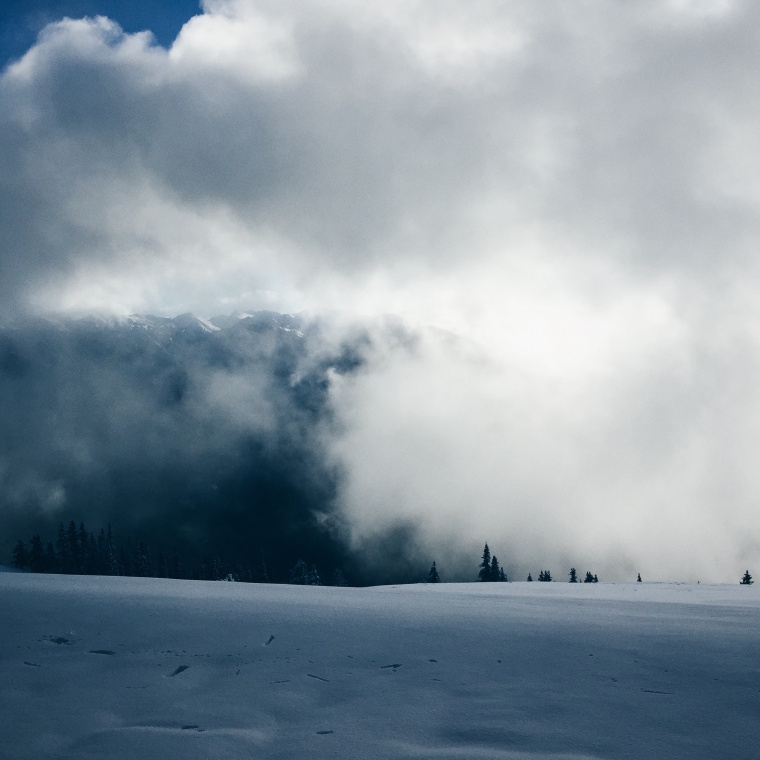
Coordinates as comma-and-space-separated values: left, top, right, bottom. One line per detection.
2, 574, 758, 759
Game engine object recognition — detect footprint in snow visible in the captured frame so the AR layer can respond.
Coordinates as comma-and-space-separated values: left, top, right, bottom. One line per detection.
166, 665, 189, 677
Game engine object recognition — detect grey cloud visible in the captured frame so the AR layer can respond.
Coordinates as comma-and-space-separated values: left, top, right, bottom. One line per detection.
1, 1, 757, 314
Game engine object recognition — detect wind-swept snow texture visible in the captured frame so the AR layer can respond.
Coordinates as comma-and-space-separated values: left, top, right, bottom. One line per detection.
2, 575, 758, 759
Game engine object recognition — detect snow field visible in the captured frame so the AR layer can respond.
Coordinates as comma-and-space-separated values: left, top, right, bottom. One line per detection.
2, 574, 759, 759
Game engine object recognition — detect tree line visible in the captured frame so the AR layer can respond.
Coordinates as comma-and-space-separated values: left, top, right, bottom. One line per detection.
10, 526, 754, 587
10, 520, 349, 586
426, 546, 754, 586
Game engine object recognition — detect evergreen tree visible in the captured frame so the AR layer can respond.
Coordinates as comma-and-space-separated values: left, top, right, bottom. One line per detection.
67, 521, 80, 572
584, 571, 594, 583
309, 564, 321, 586
157, 548, 168, 578
77, 523, 91, 572
11, 540, 27, 569
259, 550, 270, 584
569, 567, 578, 583
134, 542, 151, 577
86, 532, 98, 574
498, 567, 508, 582
428, 561, 440, 583
527, 573, 533, 582
332, 569, 347, 587
490, 555, 500, 582
289, 559, 309, 584
593, 574, 598, 583
119, 545, 131, 577
478, 543, 492, 581
57, 522, 71, 573
538, 569, 552, 582
170, 546, 182, 579
95, 529, 105, 574
741, 570, 753, 585
28, 535, 46, 573
637, 573, 642, 583
44, 541, 57, 573
105, 525, 120, 575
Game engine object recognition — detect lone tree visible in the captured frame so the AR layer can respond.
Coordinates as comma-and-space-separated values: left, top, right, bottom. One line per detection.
527, 573, 533, 581
569, 568, 578, 583
478, 543, 492, 581
740, 570, 753, 585
428, 561, 440, 583
637, 573, 642, 583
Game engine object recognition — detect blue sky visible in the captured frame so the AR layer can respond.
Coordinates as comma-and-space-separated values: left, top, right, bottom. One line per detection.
0, 0, 200, 64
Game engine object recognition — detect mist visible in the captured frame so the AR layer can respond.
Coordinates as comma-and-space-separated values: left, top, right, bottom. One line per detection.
2, 0, 760, 581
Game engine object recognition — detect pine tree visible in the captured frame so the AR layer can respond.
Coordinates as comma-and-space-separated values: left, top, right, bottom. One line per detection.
57, 522, 71, 573
538, 569, 552, 582
44, 541, 56, 573
170, 547, 182, 579
428, 561, 440, 583
593, 574, 598, 583
490, 555, 500, 582
332, 569, 347, 587
527, 573, 533, 581
86, 532, 97, 574
106, 525, 120, 575
478, 543, 492, 581
259, 550, 270, 584
67, 521, 80, 572
11, 540, 27, 569
157, 548, 168, 578
28, 535, 46, 573
569, 567, 578, 583
637, 573, 642, 583
498, 567, 508, 582
309, 565, 321, 586
741, 570, 753, 585
584, 571, 594, 583
290, 559, 309, 584
134, 542, 151, 577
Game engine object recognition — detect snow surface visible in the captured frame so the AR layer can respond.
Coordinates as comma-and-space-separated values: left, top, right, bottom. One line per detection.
2, 575, 759, 759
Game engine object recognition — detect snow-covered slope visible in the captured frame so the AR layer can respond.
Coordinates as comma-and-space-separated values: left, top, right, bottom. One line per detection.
2, 575, 758, 759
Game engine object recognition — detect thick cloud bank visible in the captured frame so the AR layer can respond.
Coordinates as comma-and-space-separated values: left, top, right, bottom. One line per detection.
2, 1, 760, 580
